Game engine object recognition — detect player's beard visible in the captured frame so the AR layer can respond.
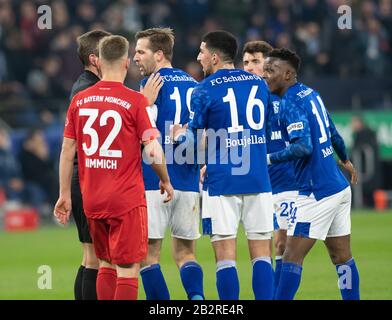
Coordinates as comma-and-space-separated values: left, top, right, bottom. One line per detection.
203, 63, 213, 78
139, 64, 154, 77
139, 58, 157, 77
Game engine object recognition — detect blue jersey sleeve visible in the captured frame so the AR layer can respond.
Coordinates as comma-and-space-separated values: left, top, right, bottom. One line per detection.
284, 100, 311, 141
328, 113, 348, 162
270, 99, 313, 163
265, 97, 274, 149
188, 85, 211, 131
270, 136, 313, 163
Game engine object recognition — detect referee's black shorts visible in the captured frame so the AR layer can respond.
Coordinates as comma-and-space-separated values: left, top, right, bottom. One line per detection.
71, 165, 92, 243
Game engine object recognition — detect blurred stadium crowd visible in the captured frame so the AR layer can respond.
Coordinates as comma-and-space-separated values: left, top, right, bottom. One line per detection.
0, 0, 391, 217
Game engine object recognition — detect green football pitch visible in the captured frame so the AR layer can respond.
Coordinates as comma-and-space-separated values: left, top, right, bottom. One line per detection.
0, 210, 391, 300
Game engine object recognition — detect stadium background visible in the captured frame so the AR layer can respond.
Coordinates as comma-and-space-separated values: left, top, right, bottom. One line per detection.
0, 0, 391, 299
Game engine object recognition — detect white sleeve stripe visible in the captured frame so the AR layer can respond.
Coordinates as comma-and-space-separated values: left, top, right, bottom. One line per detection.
146, 104, 158, 127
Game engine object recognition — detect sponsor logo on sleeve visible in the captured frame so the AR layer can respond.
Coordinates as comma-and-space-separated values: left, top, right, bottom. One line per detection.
287, 122, 304, 134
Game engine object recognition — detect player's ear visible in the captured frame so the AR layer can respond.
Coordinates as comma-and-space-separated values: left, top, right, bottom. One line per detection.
88, 54, 97, 67
284, 69, 292, 81
212, 52, 219, 65
96, 57, 101, 70
126, 58, 130, 70
155, 50, 164, 63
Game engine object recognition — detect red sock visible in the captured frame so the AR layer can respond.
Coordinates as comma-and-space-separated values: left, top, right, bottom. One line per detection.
114, 277, 138, 300
96, 267, 117, 300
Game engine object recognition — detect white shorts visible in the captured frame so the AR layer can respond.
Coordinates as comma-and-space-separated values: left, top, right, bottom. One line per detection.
273, 191, 299, 231
202, 190, 274, 241
146, 190, 201, 240
287, 187, 352, 240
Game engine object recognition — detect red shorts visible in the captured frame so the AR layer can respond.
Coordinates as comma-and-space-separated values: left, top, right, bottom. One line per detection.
88, 206, 148, 265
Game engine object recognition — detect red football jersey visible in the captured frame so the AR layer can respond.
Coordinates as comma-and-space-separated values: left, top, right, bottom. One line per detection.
64, 80, 159, 218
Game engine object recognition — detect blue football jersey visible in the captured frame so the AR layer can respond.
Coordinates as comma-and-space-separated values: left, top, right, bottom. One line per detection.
188, 69, 272, 196
266, 94, 298, 194
279, 82, 349, 200
141, 68, 199, 192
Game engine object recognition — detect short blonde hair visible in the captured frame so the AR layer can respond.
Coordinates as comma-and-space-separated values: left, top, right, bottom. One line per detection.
99, 35, 129, 63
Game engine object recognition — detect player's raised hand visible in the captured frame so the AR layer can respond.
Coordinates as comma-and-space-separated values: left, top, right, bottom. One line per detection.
339, 159, 358, 185
159, 180, 174, 203
54, 196, 72, 225
141, 73, 164, 106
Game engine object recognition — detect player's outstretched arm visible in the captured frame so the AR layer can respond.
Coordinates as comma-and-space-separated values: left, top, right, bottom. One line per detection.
328, 113, 350, 161
143, 138, 174, 203
327, 114, 358, 184
268, 136, 313, 164
54, 137, 76, 225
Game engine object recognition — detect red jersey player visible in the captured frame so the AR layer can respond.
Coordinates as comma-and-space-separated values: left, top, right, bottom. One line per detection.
54, 35, 174, 300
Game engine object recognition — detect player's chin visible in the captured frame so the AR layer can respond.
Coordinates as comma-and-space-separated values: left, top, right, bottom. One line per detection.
267, 84, 277, 94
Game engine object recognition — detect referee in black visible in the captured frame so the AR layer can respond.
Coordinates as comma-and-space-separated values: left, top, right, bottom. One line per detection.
69, 29, 110, 300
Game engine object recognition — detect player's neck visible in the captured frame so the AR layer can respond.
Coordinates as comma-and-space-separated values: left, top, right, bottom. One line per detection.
215, 62, 235, 73
84, 66, 99, 78
155, 61, 172, 73
101, 71, 126, 83
280, 79, 297, 97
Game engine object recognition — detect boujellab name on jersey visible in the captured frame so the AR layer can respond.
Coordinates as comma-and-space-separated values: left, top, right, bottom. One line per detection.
225, 133, 266, 148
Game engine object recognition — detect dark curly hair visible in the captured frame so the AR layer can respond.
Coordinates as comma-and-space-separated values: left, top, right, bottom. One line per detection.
267, 48, 301, 72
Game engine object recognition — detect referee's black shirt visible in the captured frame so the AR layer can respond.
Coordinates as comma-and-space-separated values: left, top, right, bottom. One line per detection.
69, 69, 100, 165
70, 69, 100, 100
